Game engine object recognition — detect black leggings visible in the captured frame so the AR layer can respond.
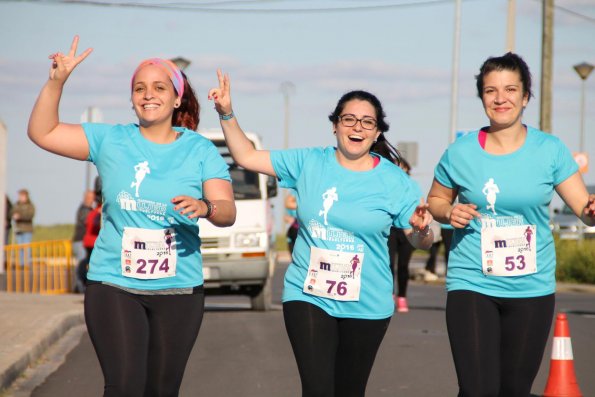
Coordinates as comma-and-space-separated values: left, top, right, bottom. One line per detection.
388, 227, 414, 297
85, 283, 205, 397
446, 290, 555, 397
283, 301, 391, 397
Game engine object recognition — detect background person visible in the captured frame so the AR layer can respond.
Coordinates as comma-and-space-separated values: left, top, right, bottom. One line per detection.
72, 189, 95, 264
10, 189, 35, 266
4, 195, 12, 245
209, 70, 434, 397
423, 220, 447, 281
284, 192, 299, 255
78, 187, 102, 293
27, 36, 236, 396
427, 52, 595, 397
387, 157, 422, 313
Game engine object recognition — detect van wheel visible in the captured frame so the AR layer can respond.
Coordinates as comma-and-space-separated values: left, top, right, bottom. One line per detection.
251, 276, 272, 311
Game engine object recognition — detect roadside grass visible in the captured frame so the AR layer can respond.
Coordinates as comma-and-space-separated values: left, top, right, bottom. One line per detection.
555, 237, 595, 284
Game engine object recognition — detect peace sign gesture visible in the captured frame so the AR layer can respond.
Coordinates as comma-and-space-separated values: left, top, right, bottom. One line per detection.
48, 35, 93, 84
208, 69, 233, 116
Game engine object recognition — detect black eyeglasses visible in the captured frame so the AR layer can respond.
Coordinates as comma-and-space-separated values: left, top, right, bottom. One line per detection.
338, 114, 377, 130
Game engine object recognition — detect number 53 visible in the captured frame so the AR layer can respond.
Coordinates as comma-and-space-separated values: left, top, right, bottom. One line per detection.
505, 255, 526, 271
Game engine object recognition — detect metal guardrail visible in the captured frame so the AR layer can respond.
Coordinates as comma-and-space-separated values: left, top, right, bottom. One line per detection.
3, 240, 73, 294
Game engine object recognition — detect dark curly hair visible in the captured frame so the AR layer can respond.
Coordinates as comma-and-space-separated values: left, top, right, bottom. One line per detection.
172, 71, 200, 131
475, 52, 533, 102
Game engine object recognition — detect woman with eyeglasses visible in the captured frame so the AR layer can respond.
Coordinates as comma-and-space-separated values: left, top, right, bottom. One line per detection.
427, 52, 595, 396
209, 70, 434, 396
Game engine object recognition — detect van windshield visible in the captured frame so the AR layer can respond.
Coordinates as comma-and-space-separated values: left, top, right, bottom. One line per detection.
212, 139, 261, 200
230, 166, 261, 200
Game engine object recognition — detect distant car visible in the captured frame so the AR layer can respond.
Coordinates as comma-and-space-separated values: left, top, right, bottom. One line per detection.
551, 184, 595, 239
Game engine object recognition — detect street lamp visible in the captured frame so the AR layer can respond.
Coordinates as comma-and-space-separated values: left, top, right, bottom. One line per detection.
573, 62, 594, 154
170, 56, 191, 71
573, 62, 593, 243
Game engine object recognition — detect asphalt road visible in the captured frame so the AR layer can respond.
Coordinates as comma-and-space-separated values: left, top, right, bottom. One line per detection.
12, 258, 595, 397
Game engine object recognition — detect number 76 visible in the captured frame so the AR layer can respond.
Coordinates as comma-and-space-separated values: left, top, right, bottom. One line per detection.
326, 280, 348, 296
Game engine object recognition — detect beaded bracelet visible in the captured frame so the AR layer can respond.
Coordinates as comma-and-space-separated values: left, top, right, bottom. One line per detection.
219, 111, 235, 121
199, 198, 214, 219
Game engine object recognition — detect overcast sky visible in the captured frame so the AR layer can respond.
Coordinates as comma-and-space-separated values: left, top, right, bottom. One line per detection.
1, 0, 594, 226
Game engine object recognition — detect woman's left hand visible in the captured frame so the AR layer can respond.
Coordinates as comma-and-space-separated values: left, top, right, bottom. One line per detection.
171, 195, 207, 219
48, 35, 92, 84
409, 198, 433, 232
584, 194, 595, 219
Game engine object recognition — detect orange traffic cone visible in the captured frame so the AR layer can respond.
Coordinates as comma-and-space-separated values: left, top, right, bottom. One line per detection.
542, 313, 583, 397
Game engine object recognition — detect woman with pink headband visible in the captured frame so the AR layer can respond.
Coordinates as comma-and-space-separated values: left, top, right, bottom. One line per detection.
28, 36, 236, 396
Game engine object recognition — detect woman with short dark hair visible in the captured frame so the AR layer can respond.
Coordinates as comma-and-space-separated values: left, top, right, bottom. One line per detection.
428, 52, 595, 396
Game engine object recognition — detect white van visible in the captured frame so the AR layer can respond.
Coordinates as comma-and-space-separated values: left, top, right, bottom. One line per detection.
198, 130, 278, 310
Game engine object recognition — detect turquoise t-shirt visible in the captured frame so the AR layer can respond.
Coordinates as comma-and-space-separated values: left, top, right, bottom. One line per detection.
434, 126, 578, 297
271, 147, 420, 319
83, 123, 230, 290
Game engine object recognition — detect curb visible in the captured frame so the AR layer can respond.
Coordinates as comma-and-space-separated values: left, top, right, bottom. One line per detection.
0, 311, 84, 392
555, 282, 595, 294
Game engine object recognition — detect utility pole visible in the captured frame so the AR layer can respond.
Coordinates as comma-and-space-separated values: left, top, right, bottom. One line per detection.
506, 0, 516, 52
81, 107, 103, 189
279, 82, 295, 235
280, 82, 295, 150
449, 0, 462, 144
540, 0, 554, 133
0, 120, 7, 272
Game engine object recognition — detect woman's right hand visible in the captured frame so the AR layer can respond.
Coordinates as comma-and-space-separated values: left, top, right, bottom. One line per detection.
208, 69, 233, 116
448, 203, 480, 228
48, 35, 92, 84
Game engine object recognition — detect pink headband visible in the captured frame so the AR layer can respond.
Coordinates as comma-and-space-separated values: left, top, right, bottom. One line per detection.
131, 58, 185, 98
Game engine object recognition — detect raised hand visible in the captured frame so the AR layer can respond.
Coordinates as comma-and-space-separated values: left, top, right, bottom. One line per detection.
48, 35, 92, 84
448, 203, 480, 228
208, 69, 233, 116
409, 198, 433, 232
